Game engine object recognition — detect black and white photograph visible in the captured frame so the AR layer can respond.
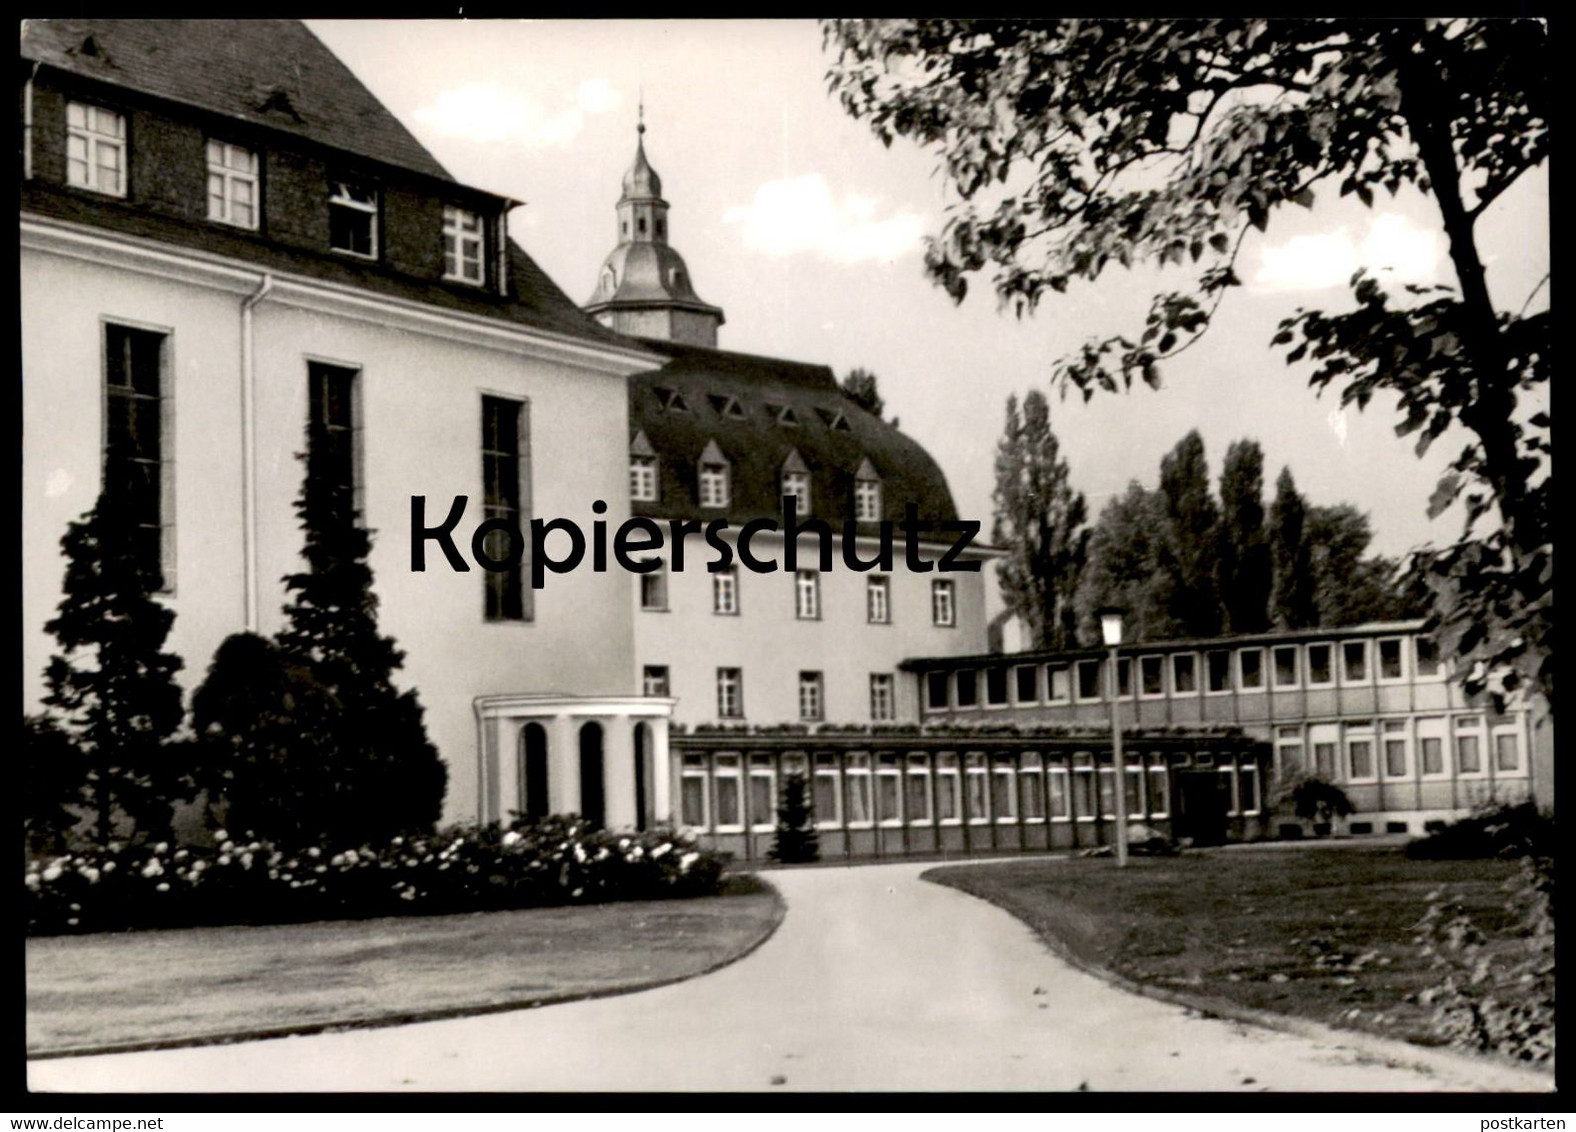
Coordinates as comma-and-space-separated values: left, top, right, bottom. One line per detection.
20, 17, 1553, 1099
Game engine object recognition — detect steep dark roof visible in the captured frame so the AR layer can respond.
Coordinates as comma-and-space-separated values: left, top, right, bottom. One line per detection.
21, 18, 452, 181
629, 338, 960, 530
21, 182, 637, 350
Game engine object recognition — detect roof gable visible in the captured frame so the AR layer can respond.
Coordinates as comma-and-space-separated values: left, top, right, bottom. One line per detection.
22, 18, 453, 181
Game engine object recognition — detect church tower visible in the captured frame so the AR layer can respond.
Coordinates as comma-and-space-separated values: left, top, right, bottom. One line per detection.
584, 109, 724, 348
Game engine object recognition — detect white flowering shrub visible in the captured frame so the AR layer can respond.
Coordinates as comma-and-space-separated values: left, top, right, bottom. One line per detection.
25, 817, 728, 935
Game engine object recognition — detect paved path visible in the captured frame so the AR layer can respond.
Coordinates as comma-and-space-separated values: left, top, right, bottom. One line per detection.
29, 861, 1548, 1093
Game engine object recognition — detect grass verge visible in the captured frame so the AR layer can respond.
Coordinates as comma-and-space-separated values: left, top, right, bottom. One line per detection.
28, 874, 780, 1057
924, 847, 1530, 1052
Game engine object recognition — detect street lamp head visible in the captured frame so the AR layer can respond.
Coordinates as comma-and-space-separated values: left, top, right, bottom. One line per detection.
1097, 606, 1125, 647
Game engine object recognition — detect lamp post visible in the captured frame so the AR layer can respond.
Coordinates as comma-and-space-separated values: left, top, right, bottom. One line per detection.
1099, 606, 1129, 868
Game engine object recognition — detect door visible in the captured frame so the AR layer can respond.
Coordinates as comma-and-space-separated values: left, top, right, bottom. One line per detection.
1173, 770, 1230, 846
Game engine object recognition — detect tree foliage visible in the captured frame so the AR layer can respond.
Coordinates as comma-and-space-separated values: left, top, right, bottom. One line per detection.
1306, 504, 1419, 626
824, 18, 1550, 704
840, 366, 885, 419
190, 632, 342, 845
1268, 467, 1318, 630
24, 714, 87, 854
992, 390, 1089, 649
1158, 430, 1220, 638
276, 420, 447, 844
1075, 483, 1179, 643
769, 772, 821, 864
39, 483, 188, 844
1216, 439, 1271, 634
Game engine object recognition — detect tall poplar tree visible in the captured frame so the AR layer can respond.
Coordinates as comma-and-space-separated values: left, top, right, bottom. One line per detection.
1216, 439, 1271, 634
1158, 430, 1220, 637
1075, 483, 1180, 643
1269, 467, 1318, 630
992, 390, 1089, 649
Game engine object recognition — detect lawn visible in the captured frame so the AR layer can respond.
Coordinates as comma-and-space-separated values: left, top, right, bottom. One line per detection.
924, 847, 1531, 1051
27, 875, 781, 1057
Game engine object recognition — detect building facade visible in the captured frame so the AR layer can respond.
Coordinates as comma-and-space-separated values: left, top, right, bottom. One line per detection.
21, 19, 992, 848
905, 620, 1546, 837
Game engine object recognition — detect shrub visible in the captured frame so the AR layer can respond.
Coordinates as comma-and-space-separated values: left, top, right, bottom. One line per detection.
1414, 854, 1555, 1065
1405, 801, 1555, 860
768, 772, 820, 863
1272, 774, 1355, 824
24, 816, 729, 936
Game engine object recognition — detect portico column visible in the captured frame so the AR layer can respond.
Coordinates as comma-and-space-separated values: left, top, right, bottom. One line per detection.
603, 716, 638, 830
651, 719, 672, 824
550, 714, 581, 816
496, 720, 521, 824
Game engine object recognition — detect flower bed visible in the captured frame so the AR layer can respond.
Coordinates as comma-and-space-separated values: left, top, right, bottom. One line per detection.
25, 817, 728, 936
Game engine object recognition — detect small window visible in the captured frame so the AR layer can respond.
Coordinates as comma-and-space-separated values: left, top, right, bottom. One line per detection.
640, 569, 668, 611
854, 477, 882, 522
867, 576, 891, 624
955, 671, 978, 708
1172, 653, 1197, 694
104, 323, 168, 588
799, 671, 824, 721
1273, 646, 1298, 688
656, 387, 690, 413
1117, 657, 1132, 697
642, 665, 670, 697
1415, 636, 1442, 677
782, 470, 811, 514
795, 570, 820, 620
931, 580, 956, 626
1383, 722, 1409, 778
699, 461, 730, 508
443, 205, 485, 284
717, 668, 744, 719
925, 671, 949, 711
1343, 640, 1369, 682
768, 402, 799, 427
329, 179, 378, 258
67, 102, 126, 197
986, 667, 1009, 706
1047, 664, 1071, 703
479, 394, 525, 621
1455, 727, 1483, 775
1207, 650, 1232, 693
1015, 664, 1039, 704
1495, 732, 1521, 772
1140, 656, 1164, 697
206, 140, 258, 228
906, 754, 933, 823
630, 454, 658, 502
870, 673, 895, 722
1076, 660, 1102, 701
1348, 734, 1375, 780
1379, 638, 1405, 681
713, 568, 739, 615
680, 756, 709, 828
1238, 649, 1265, 691
814, 755, 843, 828
713, 754, 743, 830
1307, 644, 1333, 686
708, 394, 745, 420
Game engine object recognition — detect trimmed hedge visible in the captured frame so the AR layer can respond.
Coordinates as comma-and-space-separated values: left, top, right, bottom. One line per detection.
25, 816, 727, 936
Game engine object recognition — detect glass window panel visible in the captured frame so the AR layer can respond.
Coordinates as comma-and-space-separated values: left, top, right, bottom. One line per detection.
715, 775, 741, 827
986, 667, 1008, 705
1239, 649, 1264, 689
1380, 639, 1403, 679
1343, 641, 1368, 681
1048, 770, 1069, 818
1048, 665, 1071, 701
1172, 654, 1197, 693
1421, 737, 1444, 775
956, 671, 978, 707
1385, 740, 1408, 778
1237, 767, 1258, 813
1072, 769, 1094, 817
1021, 772, 1045, 819
1016, 665, 1038, 702
1274, 647, 1298, 687
750, 775, 775, 827
1495, 733, 1520, 771
991, 771, 1017, 819
1348, 739, 1374, 779
680, 777, 707, 827
1308, 644, 1333, 684
1141, 656, 1163, 695
846, 773, 872, 824
1456, 734, 1482, 774
1208, 650, 1232, 691
905, 772, 931, 822
1147, 768, 1169, 816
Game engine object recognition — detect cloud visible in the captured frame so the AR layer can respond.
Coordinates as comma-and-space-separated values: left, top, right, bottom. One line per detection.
724, 174, 926, 264
415, 80, 621, 149
1254, 212, 1441, 291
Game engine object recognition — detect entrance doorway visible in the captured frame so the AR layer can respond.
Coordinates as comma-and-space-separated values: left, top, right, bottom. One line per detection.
579, 721, 605, 827
519, 723, 549, 823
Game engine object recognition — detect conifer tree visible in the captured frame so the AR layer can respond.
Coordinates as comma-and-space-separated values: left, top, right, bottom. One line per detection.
40, 473, 187, 844
992, 390, 1089, 649
276, 419, 446, 844
769, 772, 820, 863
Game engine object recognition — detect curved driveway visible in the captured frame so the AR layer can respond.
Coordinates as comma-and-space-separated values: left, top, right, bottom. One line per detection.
29, 860, 1548, 1093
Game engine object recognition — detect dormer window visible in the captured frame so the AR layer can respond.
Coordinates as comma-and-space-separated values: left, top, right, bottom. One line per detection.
781, 449, 811, 515
708, 394, 745, 420
66, 102, 126, 197
768, 402, 800, 427
443, 205, 484, 284
698, 439, 730, 508
655, 387, 689, 414
816, 407, 851, 431
206, 141, 258, 229
854, 457, 882, 521
329, 179, 378, 258
629, 430, 658, 502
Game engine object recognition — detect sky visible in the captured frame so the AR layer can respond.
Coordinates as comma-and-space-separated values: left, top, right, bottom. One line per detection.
308, 19, 1550, 569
